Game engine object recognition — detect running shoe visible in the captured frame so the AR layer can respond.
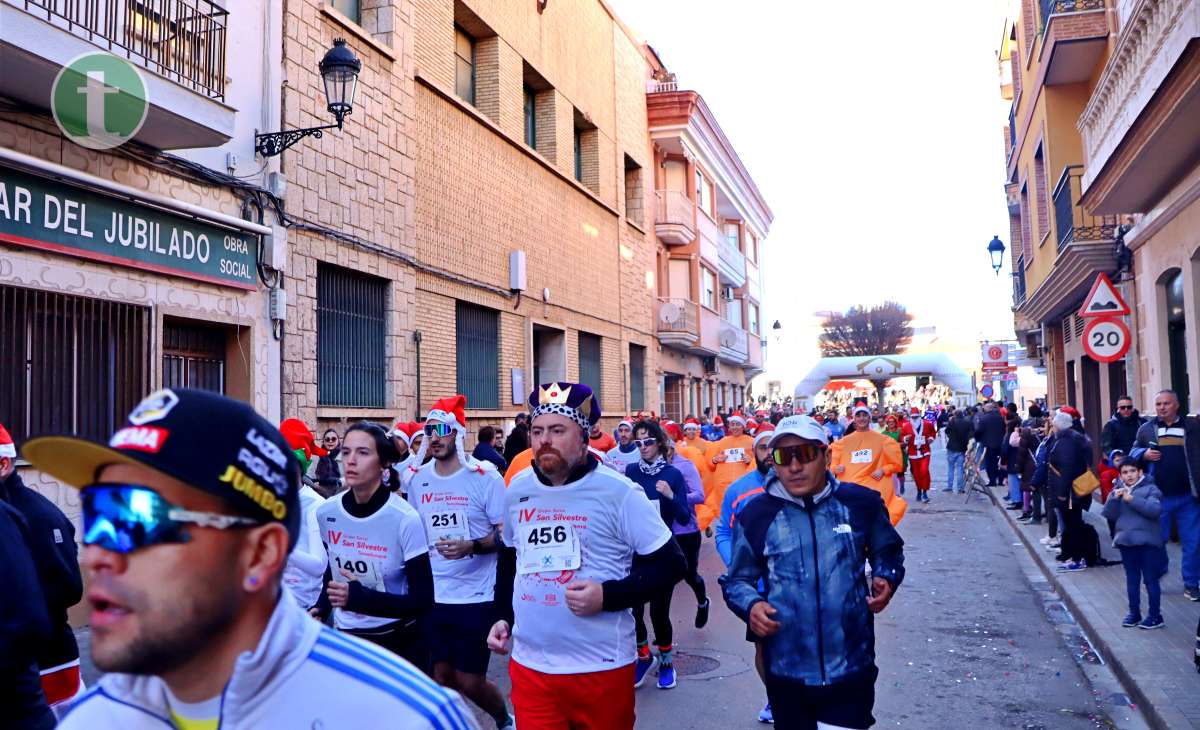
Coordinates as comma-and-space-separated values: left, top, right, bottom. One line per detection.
1139, 615, 1165, 630
695, 598, 710, 629
1062, 559, 1088, 572
1185, 587, 1200, 602
634, 655, 656, 688
657, 662, 677, 689
1038, 536, 1053, 544
758, 703, 773, 724
1122, 612, 1142, 628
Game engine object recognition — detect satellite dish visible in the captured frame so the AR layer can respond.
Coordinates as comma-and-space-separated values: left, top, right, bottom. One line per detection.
659, 301, 682, 324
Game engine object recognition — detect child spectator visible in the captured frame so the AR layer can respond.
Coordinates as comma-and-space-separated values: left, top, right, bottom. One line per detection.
1103, 459, 1166, 630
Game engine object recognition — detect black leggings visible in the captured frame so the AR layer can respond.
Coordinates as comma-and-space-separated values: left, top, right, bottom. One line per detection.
675, 531, 707, 603
635, 586, 674, 649
345, 618, 431, 676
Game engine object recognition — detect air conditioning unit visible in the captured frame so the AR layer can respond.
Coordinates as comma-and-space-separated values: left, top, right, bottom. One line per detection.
721, 286, 735, 302
703, 356, 719, 375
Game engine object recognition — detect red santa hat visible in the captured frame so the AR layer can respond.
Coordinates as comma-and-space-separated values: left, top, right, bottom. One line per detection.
756, 421, 775, 434
664, 420, 684, 442
409, 395, 490, 474
728, 412, 747, 426
1060, 405, 1081, 420
683, 418, 701, 432
713, 416, 724, 427
909, 407, 921, 418
388, 420, 421, 445
278, 418, 327, 461
0, 423, 14, 459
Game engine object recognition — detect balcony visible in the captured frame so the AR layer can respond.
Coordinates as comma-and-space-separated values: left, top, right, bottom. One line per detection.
658, 297, 720, 356
1, 0, 235, 149
715, 235, 746, 288
655, 190, 696, 246
1012, 257, 1027, 308
1038, 0, 1108, 86
1053, 165, 1118, 252
746, 334, 764, 374
718, 323, 749, 365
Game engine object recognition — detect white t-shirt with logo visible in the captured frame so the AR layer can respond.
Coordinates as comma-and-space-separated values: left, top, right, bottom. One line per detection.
501, 465, 672, 674
316, 491, 428, 630
407, 461, 506, 604
605, 445, 640, 473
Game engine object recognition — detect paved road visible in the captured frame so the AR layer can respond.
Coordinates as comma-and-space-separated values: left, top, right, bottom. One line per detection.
78, 446, 1146, 729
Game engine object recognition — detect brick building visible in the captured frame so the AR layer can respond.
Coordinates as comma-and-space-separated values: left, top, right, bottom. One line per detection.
407, 0, 659, 432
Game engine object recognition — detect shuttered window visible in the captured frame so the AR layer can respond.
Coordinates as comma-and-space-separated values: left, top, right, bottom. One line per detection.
629, 344, 645, 411
456, 301, 499, 409
163, 319, 226, 394
0, 284, 150, 445
317, 263, 387, 407
578, 332, 602, 401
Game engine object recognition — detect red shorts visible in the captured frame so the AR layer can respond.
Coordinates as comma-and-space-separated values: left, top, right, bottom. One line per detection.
509, 659, 635, 730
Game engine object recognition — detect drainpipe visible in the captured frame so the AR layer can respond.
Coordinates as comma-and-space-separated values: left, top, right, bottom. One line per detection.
413, 330, 422, 418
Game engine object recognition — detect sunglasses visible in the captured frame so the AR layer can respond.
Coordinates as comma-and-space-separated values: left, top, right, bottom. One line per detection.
82, 484, 259, 554
1117, 405, 1133, 410
633, 438, 658, 448
772, 443, 826, 467
423, 423, 455, 437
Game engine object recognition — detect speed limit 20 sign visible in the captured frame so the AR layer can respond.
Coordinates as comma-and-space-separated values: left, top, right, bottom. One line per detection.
1082, 317, 1130, 363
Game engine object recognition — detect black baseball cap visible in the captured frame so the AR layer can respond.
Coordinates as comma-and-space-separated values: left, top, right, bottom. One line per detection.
22, 388, 302, 545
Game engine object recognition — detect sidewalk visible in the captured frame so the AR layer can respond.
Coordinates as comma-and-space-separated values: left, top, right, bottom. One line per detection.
991, 488, 1200, 729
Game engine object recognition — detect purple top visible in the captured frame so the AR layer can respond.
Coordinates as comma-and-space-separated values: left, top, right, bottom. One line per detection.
670, 453, 704, 535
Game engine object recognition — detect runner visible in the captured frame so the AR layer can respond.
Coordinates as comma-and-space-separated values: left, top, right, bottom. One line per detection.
488, 381, 686, 729
606, 419, 640, 472
663, 421, 711, 630
907, 407, 937, 503
713, 427, 776, 724
880, 414, 908, 497
829, 405, 908, 525
697, 413, 756, 532
624, 419, 691, 690
589, 423, 617, 453
407, 396, 514, 729
278, 419, 329, 612
21, 388, 475, 728
315, 421, 434, 673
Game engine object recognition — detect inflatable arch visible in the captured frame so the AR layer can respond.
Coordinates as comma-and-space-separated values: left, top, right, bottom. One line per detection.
793, 354, 975, 410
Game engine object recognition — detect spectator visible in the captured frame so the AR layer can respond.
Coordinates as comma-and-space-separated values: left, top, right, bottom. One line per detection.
314, 428, 343, 497
723, 415, 904, 727
1130, 389, 1200, 601
1103, 459, 1165, 629
472, 425, 508, 472
1041, 411, 1094, 571
943, 408, 972, 494
502, 412, 529, 463
1002, 412, 1024, 510
1014, 423, 1042, 523
0, 495, 54, 730
1102, 396, 1145, 460
0, 423, 81, 722
975, 402, 1007, 486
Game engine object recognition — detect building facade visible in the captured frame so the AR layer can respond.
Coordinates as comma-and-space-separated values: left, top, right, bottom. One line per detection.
1, 0, 285, 520
998, 0, 1122, 448
647, 63, 773, 423
1077, 0, 1200, 412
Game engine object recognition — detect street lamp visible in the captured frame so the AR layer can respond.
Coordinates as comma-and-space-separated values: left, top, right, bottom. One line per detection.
987, 235, 1006, 275
255, 39, 362, 157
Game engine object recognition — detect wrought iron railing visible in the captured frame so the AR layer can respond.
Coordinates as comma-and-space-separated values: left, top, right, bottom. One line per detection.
1008, 104, 1017, 151
18, 0, 228, 100
1053, 165, 1118, 251
1040, 0, 1105, 24
1012, 257, 1026, 307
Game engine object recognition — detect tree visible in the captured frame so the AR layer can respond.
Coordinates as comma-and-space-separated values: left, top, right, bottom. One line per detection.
818, 302, 914, 357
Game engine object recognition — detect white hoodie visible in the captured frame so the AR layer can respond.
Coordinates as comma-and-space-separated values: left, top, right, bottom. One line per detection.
59, 592, 479, 730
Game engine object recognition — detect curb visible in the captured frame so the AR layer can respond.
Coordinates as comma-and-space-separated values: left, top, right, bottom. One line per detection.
992, 492, 1168, 730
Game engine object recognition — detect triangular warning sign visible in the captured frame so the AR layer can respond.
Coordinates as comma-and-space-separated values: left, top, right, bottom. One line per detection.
1078, 272, 1130, 318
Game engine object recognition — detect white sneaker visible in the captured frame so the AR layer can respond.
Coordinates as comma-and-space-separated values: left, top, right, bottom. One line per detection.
1038, 536, 1052, 545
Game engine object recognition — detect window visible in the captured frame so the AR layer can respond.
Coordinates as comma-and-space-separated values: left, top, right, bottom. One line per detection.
747, 231, 758, 263
163, 319, 226, 394
629, 344, 645, 411
454, 26, 475, 105
573, 125, 583, 182
1034, 146, 1048, 241
578, 332, 602, 400
701, 267, 717, 310
0, 284, 150, 445
725, 297, 742, 328
624, 154, 643, 226
317, 263, 387, 408
330, 0, 360, 23
456, 301, 499, 409
1165, 270, 1190, 412
695, 169, 712, 216
724, 223, 739, 251
749, 303, 760, 335
668, 259, 691, 300
523, 84, 537, 148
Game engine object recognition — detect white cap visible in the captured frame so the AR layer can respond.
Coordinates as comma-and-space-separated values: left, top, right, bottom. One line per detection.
852, 405, 871, 416
767, 415, 829, 447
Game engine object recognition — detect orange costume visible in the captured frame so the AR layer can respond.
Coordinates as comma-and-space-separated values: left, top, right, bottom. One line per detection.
697, 433, 756, 531
829, 429, 908, 525
504, 448, 533, 486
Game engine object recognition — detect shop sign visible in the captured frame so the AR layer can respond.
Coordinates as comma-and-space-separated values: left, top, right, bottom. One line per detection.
0, 165, 257, 289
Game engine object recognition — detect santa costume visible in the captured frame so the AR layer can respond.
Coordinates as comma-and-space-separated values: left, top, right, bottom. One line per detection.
907, 407, 937, 502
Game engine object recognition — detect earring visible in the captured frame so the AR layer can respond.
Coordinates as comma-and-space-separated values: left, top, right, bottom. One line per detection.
245, 575, 260, 590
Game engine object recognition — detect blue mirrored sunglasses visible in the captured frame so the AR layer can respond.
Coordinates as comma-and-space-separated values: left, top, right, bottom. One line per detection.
423, 422, 455, 437
82, 484, 259, 554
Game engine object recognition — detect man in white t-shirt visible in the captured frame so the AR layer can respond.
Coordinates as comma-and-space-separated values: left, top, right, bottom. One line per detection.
407, 396, 512, 729
605, 420, 640, 472
488, 382, 685, 729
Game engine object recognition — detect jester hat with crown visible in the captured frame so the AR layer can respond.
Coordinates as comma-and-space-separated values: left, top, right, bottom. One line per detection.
408, 395, 490, 474
528, 382, 601, 441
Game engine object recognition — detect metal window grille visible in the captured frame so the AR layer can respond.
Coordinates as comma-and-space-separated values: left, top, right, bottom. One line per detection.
317, 263, 387, 408
0, 284, 150, 446
629, 344, 645, 411
456, 302, 499, 409
163, 319, 225, 394
578, 332, 602, 401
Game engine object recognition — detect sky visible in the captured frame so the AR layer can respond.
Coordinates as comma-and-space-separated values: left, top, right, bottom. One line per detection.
608, 0, 1019, 378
